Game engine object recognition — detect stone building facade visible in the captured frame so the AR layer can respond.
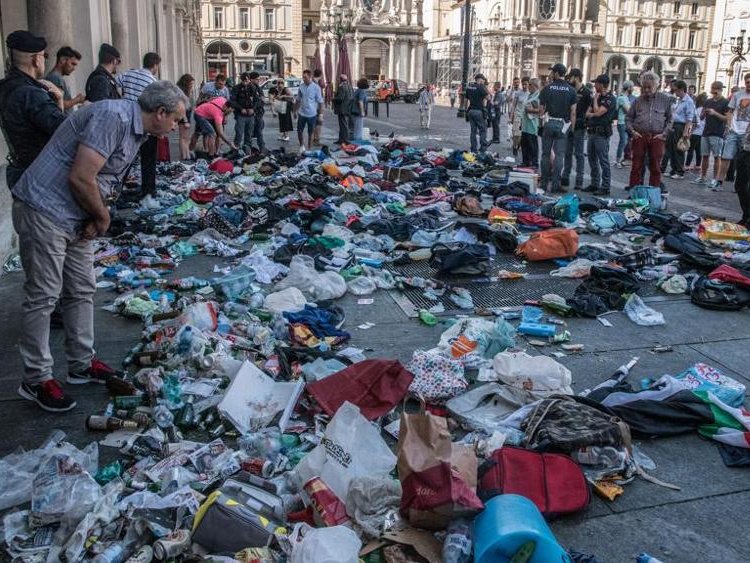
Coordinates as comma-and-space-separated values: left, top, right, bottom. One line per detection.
704, 0, 750, 88
0, 0, 204, 261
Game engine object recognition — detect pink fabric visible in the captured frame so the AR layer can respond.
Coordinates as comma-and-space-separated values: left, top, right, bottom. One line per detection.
195, 96, 227, 125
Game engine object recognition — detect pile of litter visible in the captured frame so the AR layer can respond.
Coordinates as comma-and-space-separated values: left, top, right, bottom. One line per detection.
3, 140, 750, 563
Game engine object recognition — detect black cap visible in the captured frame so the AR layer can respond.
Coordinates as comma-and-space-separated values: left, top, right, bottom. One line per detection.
6, 30, 46, 53
549, 63, 567, 76
248, 71, 260, 79
99, 43, 121, 60
566, 68, 583, 79
594, 74, 610, 85
475, 73, 486, 81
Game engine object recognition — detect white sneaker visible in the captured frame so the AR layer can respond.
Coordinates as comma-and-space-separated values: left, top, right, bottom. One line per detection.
691, 177, 706, 185
709, 179, 722, 191
299, 144, 306, 154
282, 135, 290, 142
615, 161, 623, 168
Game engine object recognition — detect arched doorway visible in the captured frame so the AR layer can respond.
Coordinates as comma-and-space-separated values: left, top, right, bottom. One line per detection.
678, 58, 698, 88
606, 55, 627, 93
728, 56, 747, 88
205, 41, 235, 80
360, 38, 389, 81
643, 56, 663, 78
256, 42, 284, 75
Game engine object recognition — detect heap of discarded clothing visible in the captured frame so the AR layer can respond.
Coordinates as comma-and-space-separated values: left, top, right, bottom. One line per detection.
2, 139, 750, 563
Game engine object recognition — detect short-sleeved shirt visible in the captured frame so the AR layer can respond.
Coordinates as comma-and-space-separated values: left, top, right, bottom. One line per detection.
194, 97, 228, 125
45, 70, 72, 110
672, 94, 696, 125
12, 100, 147, 234
201, 81, 230, 99
354, 88, 368, 114
118, 68, 156, 102
521, 91, 540, 134
573, 86, 593, 130
465, 82, 489, 111
587, 91, 616, 128
297, 81, 324, 118
539, 79, 577, 120
513, 89, 529, 118
702, 97, 730, 137
616, 94, 631, 123
728, 90, 750, 135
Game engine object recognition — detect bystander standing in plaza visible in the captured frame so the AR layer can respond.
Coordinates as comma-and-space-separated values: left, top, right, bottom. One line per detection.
85, 43, 121, 102
417, 84, 434, 130
733, 126, 750, 227
333, 74, 354, 144
661, 80, 695, 180
685, 93, 706, 173
0, 30, 66, 189
583, 74, 616, 196
693, 81, 730, 189
276, 81, 294, 143
352, 78, 369, 140
539, 63, 577, 193
490, 81, 503, 143
312, 69, 326, 144
46, 46, 85, 114
11, 81, 187, 412
201, 74, 230, 99
295, 69, 324, 152
716, 73, 750, 189
119, 52, 161, 197
562, 68, 590, 189
465, 73, 491, 153
509, 77, 528, 157
230, 72, 257, 153
176, 74, 195, 160
520, 78, 540, 167
449, 86, 457, 108
625, 71, 673, 190
615, 80, 633, 168
249, 72, 266, 152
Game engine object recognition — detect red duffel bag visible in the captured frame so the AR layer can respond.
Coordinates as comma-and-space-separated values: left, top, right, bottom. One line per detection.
478, 446, 590, 517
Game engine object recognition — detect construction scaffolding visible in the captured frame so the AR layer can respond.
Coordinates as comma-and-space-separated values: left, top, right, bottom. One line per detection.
427, 33, 485, 90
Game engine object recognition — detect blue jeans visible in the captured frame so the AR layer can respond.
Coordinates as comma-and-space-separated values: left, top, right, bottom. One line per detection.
353, 115, 364, 140
468, 109, 488, 152
297, 114, 318, 136
616, 124, 628, 161
588, 133, 612, 191
541, 120, 568, 191
234, 114, 255, 150
562, 128, 586, 188
253, 115, 265, 150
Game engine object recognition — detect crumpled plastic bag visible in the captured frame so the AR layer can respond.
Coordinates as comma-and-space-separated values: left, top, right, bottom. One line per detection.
347, 276, 377, 295
447, 382, 533, 434
551, 259, 595, 278
624, 294, 665, 326
31, 452, 102, 525
290, 524, 362, 563
275, 255, 347, 301
488, 351, 574, 398
240, 249, 289, 284
657, 274, 688, 294
264, 287, 307, 314
407, 349, 467, 404
437, 318, 516, 368
346, 476, 402, 539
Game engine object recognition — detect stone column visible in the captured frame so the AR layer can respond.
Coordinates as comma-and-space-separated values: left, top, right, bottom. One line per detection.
409, 41, 416, 85
108, 0, 129, 66
574, 0, 582, 21
529, 0, 538, 29
27, 0, 74, 73
562, 43, 571, 67
400, 40, 410, 82
354, 34, 362, 80
582, 44, 591, 82
332, 37, 339, 81
415, 41, 424, 85
320, 38, 328, 82
388, 36, 396, 78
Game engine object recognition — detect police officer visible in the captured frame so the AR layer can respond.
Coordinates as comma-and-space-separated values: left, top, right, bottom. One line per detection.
583, 74, 616, 195
85, 43, 121, 102
538, 63, 578, 193
0, 30, 66, 189
465, 73, 491, 153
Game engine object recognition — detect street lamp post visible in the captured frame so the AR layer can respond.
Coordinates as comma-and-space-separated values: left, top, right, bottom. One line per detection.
730, 29, 750, 61
457, 0, 472, 118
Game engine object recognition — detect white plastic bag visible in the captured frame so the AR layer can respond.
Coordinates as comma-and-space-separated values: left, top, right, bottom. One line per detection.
624, 294, 665, 326
264, 287, 307, 313
275, 256, 347, 301
490, 351, 574, 398
290, 524, 362, 563
293, 401, 396, 502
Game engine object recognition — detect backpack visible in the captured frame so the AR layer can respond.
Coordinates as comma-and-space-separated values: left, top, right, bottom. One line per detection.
521, 395, 631, 453
606, 93, 618, 122
691, 276, 750, 311
430, 243, 490, 276
516, 229, 579, 261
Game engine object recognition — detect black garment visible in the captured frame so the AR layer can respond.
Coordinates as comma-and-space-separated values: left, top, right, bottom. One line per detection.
702, 97, 730, 138
735, 149, 750, 225
539, 79, 577, 120
572, 85, 592, 130
337, 113, 352, 143
686, 134, 702, 167
466, 82, 489, 111
85, 65, 121, 102
0, 67, 66, 188
230, 82, 257, 118
140, 135, 158, 196
586, 91, 616, 130
520, 131, 538, 166
333, 82, 353, 116
664, 122, 687, 175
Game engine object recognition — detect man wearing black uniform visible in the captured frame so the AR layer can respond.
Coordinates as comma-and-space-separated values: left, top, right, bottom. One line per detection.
249, 72, 266, 152
230, 72, 257, 153
539, 63, 577, 193
465, 73, 491, 153
85, 43, 121, 102
0, 30, 66, 189
583, 74, 616, 195
562, 68, 591, 190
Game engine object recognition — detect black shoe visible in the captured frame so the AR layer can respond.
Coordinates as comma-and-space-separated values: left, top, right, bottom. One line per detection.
18, 380, 76, 412
574, 185, 582, 190
66, 358, 119, 385
560, 178, 570, 187
594, 188, 611, 196
581, 185, 598, 192
551, 187, 567, 194
490, 138, 500, 144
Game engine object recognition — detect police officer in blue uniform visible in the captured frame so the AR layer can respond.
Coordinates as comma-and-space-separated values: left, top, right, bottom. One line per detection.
0, 30, 66, 188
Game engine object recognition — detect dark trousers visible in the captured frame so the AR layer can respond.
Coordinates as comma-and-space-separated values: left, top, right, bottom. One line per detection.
491, 113, 501, 141
468, 109, 488, 152
630, 134, 665, 188
337, 113, 351, 143
662, 122, 687, 175
253, 115, 265, 150
562, 129, 586, 188
540, 120, 568, 191
520, 131, 538, 166
735, 150, 750, 225
140, 135, 158, 196
686, 133, 702, 167
587, 133, 612, 190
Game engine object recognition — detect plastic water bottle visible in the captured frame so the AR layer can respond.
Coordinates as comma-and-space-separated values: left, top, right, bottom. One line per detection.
442, 519, 472, 563
636, 555, 665, 563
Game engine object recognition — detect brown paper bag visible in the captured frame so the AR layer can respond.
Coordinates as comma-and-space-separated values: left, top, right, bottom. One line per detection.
397, 404, 483, 530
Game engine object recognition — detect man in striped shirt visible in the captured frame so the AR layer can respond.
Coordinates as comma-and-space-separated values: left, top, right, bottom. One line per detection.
119, 53, 161, 196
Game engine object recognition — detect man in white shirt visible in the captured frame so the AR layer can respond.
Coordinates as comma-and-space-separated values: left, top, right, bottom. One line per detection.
718, 73, 750, 188
294, 69, 323, 152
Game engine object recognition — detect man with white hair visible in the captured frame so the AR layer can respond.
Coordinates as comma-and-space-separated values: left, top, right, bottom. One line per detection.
625, 71, 673, 190
11, 81, 187, 412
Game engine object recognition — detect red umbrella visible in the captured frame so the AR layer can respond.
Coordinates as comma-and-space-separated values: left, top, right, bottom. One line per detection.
324, 42, 333, 105
337, 38, 352, 84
